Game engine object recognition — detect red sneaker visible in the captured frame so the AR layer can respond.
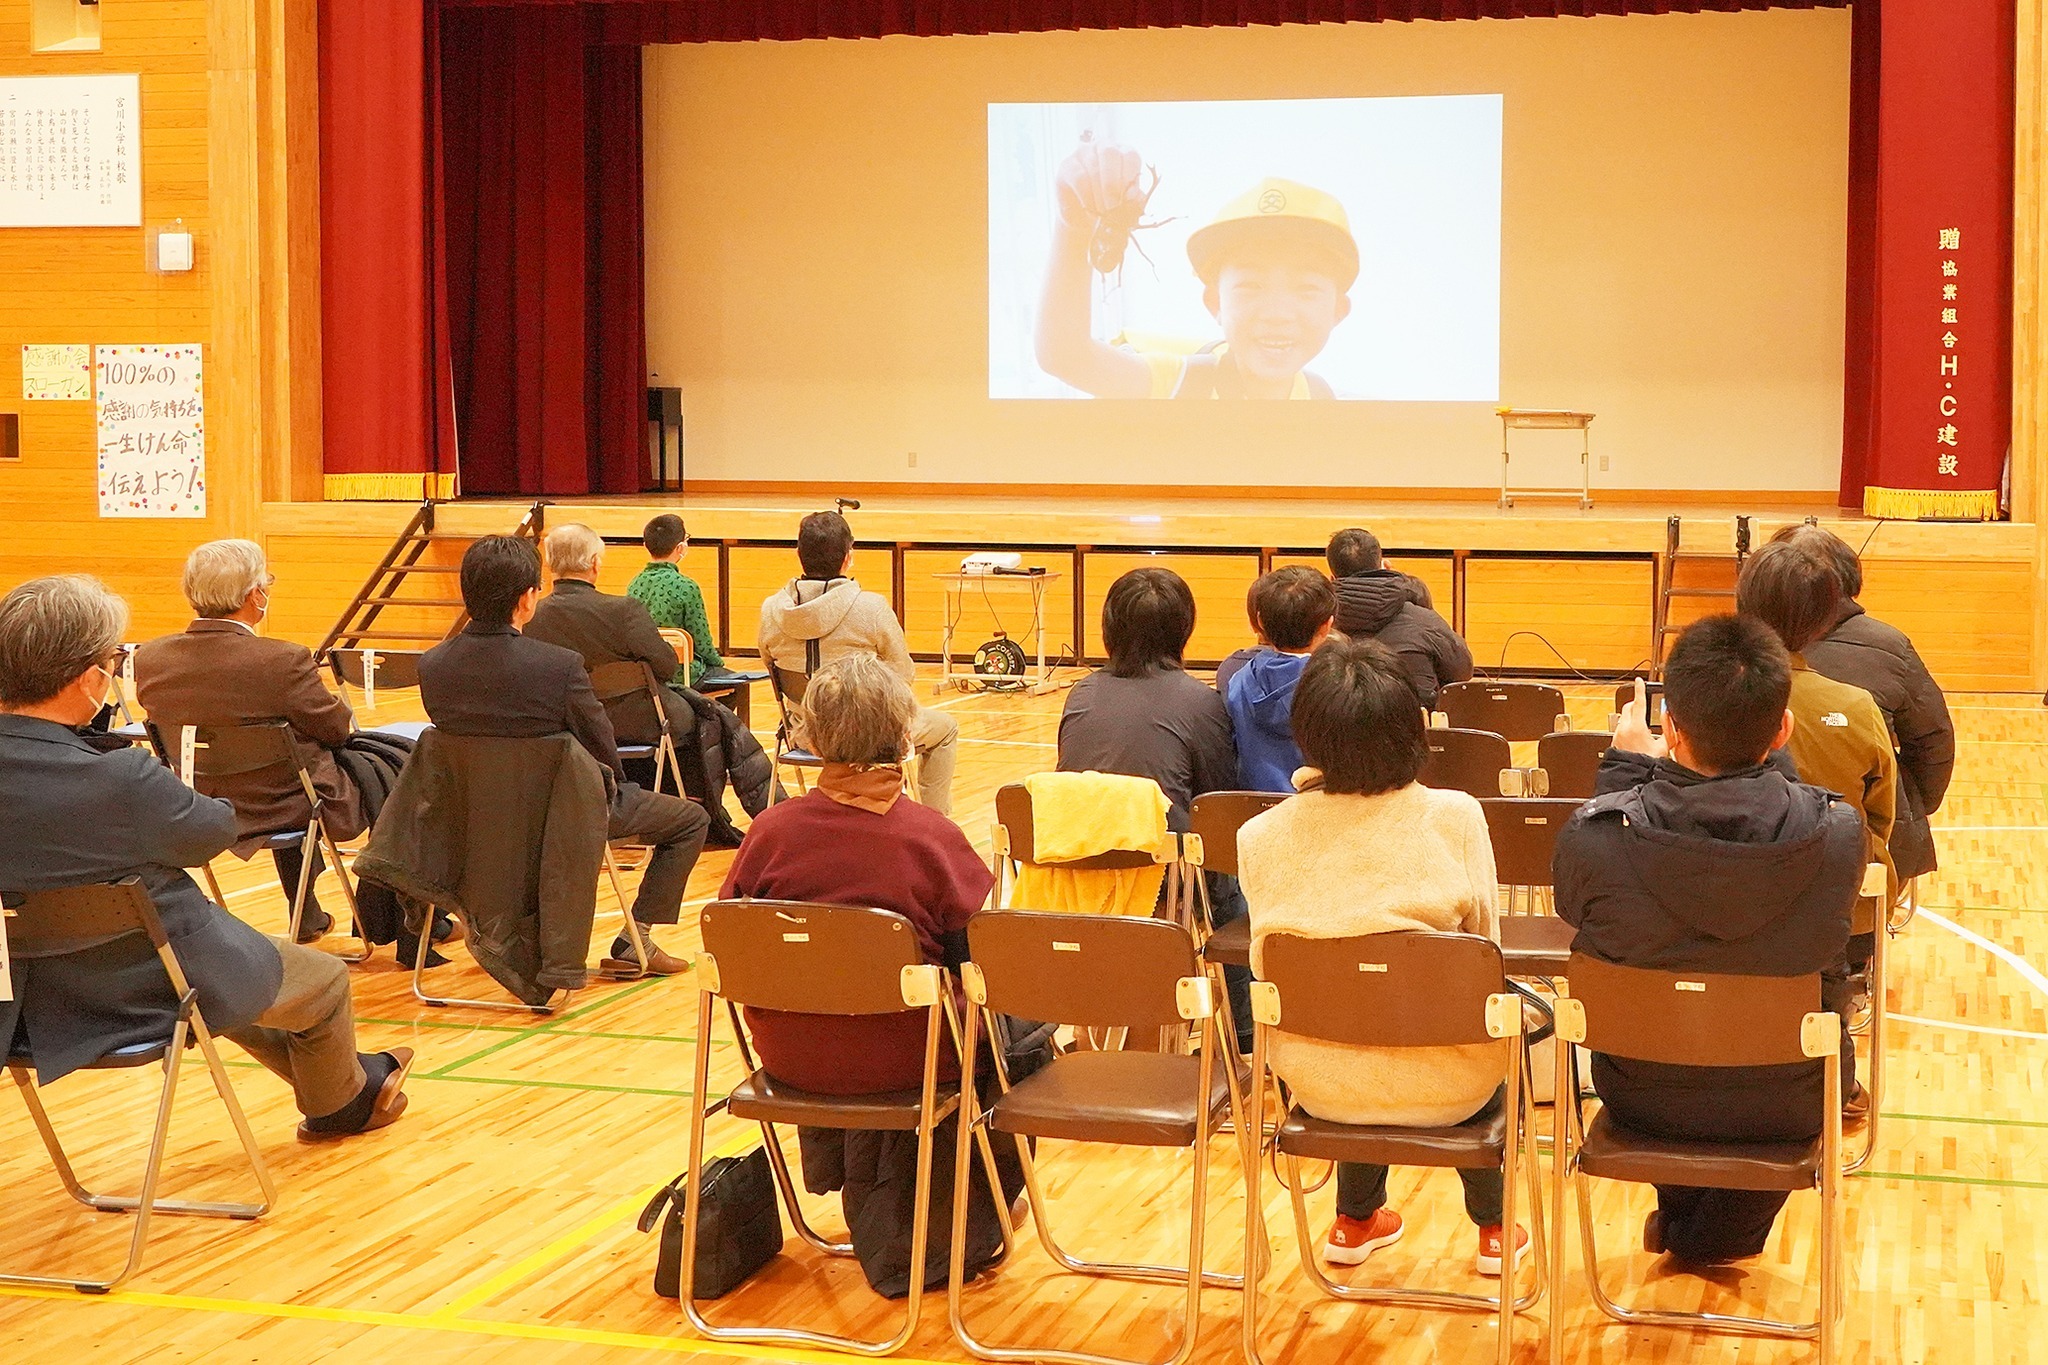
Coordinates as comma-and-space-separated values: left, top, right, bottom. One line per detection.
1476, 1223, 1530, 1278
1324, 1208, 1403, 1266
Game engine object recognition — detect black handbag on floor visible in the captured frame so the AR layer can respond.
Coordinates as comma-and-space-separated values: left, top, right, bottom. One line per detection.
638, 1147, 783, 1299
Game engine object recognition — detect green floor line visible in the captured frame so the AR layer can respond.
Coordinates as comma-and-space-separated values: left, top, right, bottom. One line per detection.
217, 1056, 691, 1101
1882, 1110, 2048, 1131
354, 1016, 530, 1035
425, 977, 667, 1079
1852, 1170, 2048, 1192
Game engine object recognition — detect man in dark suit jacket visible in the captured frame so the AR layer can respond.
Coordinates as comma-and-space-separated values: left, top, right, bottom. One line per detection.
0, 575, 411, 1141
421, 536, 709, 977
524, 523, 694, 749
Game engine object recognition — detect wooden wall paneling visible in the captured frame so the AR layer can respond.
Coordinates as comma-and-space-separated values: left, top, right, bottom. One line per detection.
720, 541, 892, 659
900, 549, 1078, 660
207, 0, 260, 537
2018, 0, 2048, 690
1079, 550, 1261, 665
1463, 554, 1656, 675
259, 531, 465, 648
588, 537, 726, 650
259, 0, 323, 501
1860, 556, 2034, 691
1270, 551, 1456, 614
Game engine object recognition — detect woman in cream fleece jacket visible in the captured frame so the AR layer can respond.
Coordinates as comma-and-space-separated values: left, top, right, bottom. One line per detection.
1239, 636, 1520, 1274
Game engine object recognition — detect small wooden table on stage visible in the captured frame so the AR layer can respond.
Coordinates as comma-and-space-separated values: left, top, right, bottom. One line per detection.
933, 570, 1062, 695
1202, 913, 1574, 977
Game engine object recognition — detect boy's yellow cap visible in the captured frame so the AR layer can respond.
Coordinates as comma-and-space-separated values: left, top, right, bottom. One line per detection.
1186, 178, 1359, 292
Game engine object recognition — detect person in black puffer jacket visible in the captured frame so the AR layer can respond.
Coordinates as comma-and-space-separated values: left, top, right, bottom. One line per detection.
1554, 616, 1862, 1268
1325, 527, 1472, 709
1770, 524, 1955, 880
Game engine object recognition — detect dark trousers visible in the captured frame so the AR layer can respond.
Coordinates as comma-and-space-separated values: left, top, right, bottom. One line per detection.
608, 781, 710, 926
1202, 872, 1255, 1052
1334, 1088, 1506, 1227
272, 842, 399, 936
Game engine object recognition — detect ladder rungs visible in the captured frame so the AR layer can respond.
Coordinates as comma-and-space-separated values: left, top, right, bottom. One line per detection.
1664, 587, 1736, 600
362, 597, 464, 608
332, 631, 454, 642
380, 564, 462, 574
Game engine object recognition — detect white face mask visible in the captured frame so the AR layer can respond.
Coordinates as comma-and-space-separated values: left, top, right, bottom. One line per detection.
85, 662, 117, 715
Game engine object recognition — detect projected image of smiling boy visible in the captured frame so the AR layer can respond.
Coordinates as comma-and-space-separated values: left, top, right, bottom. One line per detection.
1033, 141, 1359, 400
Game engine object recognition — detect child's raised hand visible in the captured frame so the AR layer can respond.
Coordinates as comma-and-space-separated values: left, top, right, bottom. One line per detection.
1055, 140, 1145, 230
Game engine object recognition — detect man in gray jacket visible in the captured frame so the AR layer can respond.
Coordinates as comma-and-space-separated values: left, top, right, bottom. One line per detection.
758, 512, 958, 814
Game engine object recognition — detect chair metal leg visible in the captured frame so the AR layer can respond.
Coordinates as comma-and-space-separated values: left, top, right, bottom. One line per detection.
1846, 911, 1887, 1173
602, 845, 652, 976
198, 860, 229, 910
410, 905, 556, 1015
284, 819, 319, 943
756, 1118, 857, 1257
317, 826, 371, 964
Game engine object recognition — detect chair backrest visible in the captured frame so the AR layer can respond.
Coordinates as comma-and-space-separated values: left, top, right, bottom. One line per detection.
769, 661, 807, 708
699, 899, 926, 1015
328, 647, 426, 692
1256, 931, 1506, 1047
1480, 797, 1585, 887
1419, 727, 1514, 799
1186, 791, 1289, 876
967, 909, 1200, 1029
995, 781, 1162, 871
1564, 953, 1820, 1068
6, 877, 166, 956
659, 627, 695, 662
1536, 731, 1610, 800
588, 659, 659, 705
183, 720, 302, 782
1437, 680, 1568, 742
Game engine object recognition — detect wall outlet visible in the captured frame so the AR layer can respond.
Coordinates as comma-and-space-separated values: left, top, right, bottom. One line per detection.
907, 450, 918, 468
1598, 454, 1610, 472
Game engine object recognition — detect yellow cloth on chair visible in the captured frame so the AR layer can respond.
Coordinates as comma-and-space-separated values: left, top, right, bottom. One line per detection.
1009, 771, 1174, 916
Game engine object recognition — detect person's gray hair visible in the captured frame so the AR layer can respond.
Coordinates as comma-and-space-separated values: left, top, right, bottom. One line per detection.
800, 654, 915, 765
544, 523, 606, 577
183, 539, 269, 618
0, 575, 129, 707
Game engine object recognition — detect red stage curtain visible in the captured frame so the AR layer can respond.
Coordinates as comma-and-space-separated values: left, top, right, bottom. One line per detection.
318, 1, 456, 500
440, 10, 646, 496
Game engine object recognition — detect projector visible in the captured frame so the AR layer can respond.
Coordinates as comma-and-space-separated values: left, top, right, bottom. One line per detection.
960, 552, 1023, 573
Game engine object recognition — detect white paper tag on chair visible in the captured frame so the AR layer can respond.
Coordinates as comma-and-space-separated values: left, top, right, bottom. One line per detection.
178, 725, 197, 786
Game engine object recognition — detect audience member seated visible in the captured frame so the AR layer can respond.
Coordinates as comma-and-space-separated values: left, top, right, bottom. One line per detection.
1738, 539, 1898, 981
1773, 524, 1954, 882
758, 511, 958, 815
626, 513, 726, 687
1239, 636, 1525, 1276
1226, 566, 1336, 792
1325, 526, 1471, 709
421, 536, 710, 978
0, 575, 412, 1142
1554, 616, 1861, 1267
133, 539, 444, 962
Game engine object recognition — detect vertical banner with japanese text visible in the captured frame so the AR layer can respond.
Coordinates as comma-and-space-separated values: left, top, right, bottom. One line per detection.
96, 344, 206, 517
1866, 0, 2014, 520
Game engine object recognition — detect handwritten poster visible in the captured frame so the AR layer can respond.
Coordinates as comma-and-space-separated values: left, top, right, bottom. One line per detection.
22, 343, 88, 400
0, 74, 140, 228
96, 344, 204, 517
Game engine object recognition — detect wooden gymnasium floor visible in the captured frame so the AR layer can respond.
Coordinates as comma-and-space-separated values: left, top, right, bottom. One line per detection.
0, 671, 2042, 1364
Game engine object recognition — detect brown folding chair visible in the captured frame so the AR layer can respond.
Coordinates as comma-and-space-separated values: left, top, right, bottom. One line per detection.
1185, 790, 1290, 971
326, 646, 426, 711
1, 879, 275, 1293
1242, 932, 1544, 1365
990, 781, 1180, 914
1480, 797, 1584, 915
765, 662, 825, 801
687, 899, 987, 1354
948, 909, 1247, 1365
159, 720, 370, 963
1548, 955, 1845, 1363
588, 659, 683, 799
1421, 727, 1516, 799
1436, 681, 1568, 742
1536, 731, 1610, 800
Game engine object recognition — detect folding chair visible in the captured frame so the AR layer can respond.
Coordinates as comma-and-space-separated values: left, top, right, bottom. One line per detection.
1, 878, 276, 1294
948, 909, 1248, 1365
589, 659, 683, 798
1185, 789, 1289, 974
1479, 797, 1584, 915
1846, 864, 1890, 1173
164, 720, 370, 963
991, 781, 1181, 916
1547, 954, 1845, 1364
1421, 727, 1516, 799
1536, 731, 1610, 800
686, 899, 989, 1354
1242, 931, 1545, 1365
327, 647, 427, 712
1436, 681, 1568, 742
765, 662, 825, 801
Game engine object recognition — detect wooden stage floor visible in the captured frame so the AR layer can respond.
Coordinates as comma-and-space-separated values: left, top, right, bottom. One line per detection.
0, 675, 2042, 1364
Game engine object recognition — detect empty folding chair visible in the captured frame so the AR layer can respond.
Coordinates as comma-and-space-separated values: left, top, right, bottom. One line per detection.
1436, 681, 1568, 742
1421, 727, 1516, 799
1547, 954, 1845, 1364
1480, 797, 1584, 915
589, 658, 684, 798
1, 879, 275, 1293
685, 898, 987, 1353
1536, 731, 1611, 800
1185, 789, 1290, 972
1242, 931, 1545, 1365
327, 646, 427, 711
948, 909, 1248, 1365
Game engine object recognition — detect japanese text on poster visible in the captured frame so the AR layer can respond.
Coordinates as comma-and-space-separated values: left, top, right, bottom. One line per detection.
0, 74, 140, 228
97, 344, 205, 517
22, 343, 89, 400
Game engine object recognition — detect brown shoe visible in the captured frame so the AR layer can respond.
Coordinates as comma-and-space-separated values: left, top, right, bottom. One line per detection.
297, 1047, 414, 1143
599, 944, 691, 979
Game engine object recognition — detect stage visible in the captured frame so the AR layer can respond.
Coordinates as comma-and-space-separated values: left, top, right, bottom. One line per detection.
252, 490, 2039, 694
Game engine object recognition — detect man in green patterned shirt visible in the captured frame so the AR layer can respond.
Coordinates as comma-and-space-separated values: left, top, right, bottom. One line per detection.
626, 514, 724, 687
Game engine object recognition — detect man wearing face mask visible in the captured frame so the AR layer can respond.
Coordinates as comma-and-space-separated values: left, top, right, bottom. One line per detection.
0, 575, 413, 1141
134, 539, 441, 960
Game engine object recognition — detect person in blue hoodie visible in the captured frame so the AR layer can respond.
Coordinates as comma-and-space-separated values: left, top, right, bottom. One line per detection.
1226, 567, 1336, 792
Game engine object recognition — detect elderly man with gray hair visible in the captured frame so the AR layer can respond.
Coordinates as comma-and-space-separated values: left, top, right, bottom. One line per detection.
0, 576, 412, 1141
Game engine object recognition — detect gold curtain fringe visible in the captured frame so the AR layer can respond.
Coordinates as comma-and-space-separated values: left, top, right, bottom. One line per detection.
323, 472, 459, 501
1861, 485, 2001, 521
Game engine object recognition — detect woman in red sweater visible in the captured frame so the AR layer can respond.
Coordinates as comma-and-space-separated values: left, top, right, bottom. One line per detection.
720, 653, 992, 1095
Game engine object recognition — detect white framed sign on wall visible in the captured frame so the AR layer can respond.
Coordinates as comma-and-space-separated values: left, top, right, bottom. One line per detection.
0, 73, 140, 228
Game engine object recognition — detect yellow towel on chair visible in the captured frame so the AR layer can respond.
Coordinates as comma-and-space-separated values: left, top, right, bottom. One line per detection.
1009, 771, 1174, 916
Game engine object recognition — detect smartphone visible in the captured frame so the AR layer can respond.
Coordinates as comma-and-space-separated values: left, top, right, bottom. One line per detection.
1612, 679, 1665, 734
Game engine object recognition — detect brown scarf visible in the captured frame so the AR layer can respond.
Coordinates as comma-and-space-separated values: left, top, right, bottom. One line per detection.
818, 762, 904, 814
